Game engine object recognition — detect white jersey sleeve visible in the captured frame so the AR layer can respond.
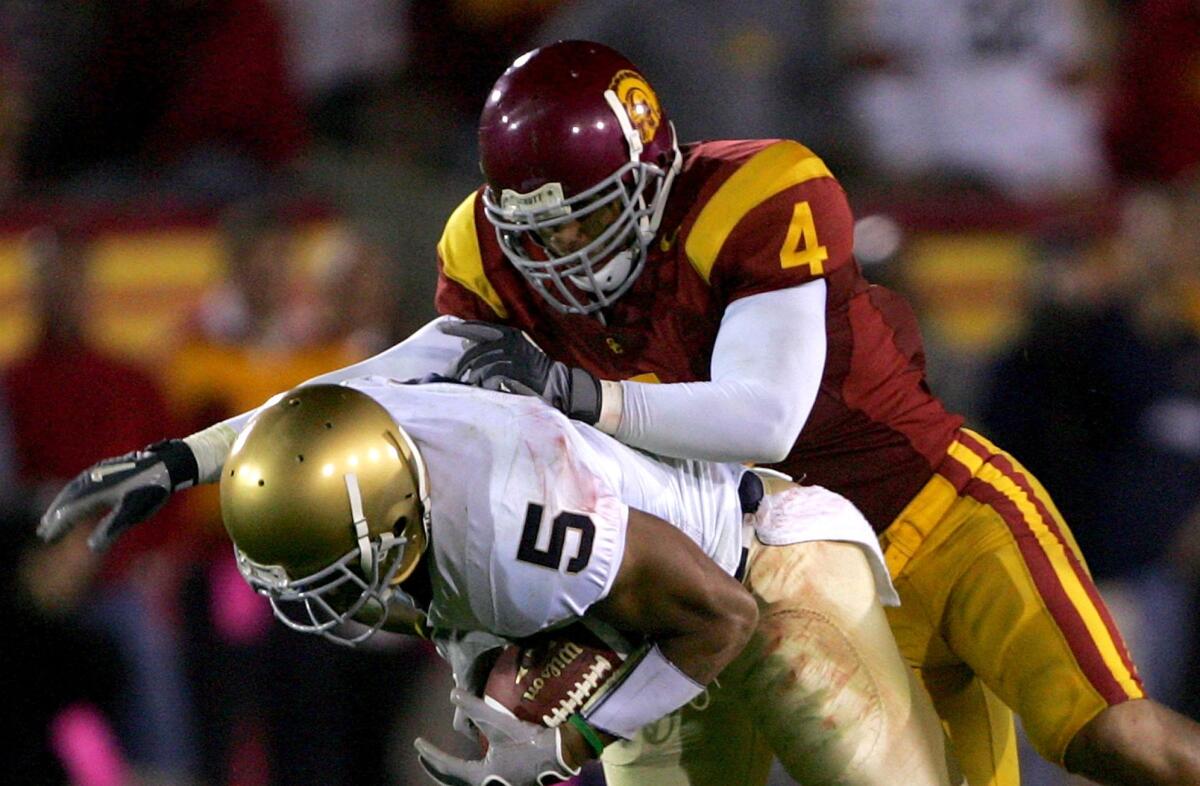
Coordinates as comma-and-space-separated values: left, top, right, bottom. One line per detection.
219, 316, 465, 435
184, 317, 467, 484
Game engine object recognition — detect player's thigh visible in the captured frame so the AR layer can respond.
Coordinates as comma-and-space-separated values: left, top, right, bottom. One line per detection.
935, 466, 1143, 765
942, 533, 1140, 765
736, 539, 958, 786
600, 679, 774, 786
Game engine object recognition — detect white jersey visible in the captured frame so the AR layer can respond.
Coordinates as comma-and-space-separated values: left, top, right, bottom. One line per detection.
345, 377, 747, 639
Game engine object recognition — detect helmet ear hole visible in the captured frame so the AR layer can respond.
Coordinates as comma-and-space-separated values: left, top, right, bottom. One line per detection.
393, 516, 408, 536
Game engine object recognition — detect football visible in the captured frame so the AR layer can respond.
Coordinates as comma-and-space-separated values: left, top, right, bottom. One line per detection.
483, 624, 621, 728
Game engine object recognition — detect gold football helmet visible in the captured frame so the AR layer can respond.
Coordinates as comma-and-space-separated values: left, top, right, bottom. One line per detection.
220, 384, 430, 645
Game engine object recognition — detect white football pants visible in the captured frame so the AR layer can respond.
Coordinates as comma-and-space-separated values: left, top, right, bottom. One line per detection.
600, 527, 963, 785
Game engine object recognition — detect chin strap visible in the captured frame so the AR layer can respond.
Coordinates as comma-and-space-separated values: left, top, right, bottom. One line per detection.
603, 89, 643, 160
344, 473, 375, 577
646, 124, 682, 237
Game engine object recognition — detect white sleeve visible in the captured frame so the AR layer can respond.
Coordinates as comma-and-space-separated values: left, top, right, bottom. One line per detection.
185, 316, 465, 482
614, 280, 826, 463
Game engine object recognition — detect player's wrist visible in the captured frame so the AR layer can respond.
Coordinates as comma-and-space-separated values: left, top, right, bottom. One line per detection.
183, 422, 238, 485
567, 713, 608, 758
557, 720, 596, 769
146, 439, 199, 490
566, 366, 603, 424
596, 379, 623, 434
582, 643, 704, 740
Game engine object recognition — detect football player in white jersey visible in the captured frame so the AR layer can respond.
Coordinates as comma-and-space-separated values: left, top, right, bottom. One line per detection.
38, 323, 961, 786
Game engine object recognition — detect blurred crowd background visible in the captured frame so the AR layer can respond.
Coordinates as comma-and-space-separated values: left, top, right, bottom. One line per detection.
0, 1, 1198, 785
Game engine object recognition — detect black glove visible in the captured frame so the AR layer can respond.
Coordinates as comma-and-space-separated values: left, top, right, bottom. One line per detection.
442, 321, 603, 425
37, 439, 198, 552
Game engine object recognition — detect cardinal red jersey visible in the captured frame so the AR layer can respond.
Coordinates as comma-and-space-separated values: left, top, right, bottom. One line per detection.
435, 139, 964, 531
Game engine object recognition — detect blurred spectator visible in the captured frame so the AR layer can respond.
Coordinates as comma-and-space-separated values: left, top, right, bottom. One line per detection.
0, 224, 199, 785
2, 225, 186, 543
843, 0, 1113, 202
296, 129, 479, 344
173, 198, 365, 408
537, 0, 858, 173
168, 196, 419, 786
11, 0, 307, 204
0, 506, 130, 786
0, 42, 30, 203
1103, 0, 1200, 185
275, 0, 410, 149
394, 0, 562, 170
306, 227, 400, 356
188, 199, 308, 349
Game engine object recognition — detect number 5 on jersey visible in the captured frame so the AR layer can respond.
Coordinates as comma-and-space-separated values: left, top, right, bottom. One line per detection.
517, 503, 595, 573
780, 200, 828, 274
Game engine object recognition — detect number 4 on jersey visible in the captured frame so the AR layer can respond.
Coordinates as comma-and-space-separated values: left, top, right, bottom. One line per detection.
517, 503, 595, 573
780, 200, 828, 274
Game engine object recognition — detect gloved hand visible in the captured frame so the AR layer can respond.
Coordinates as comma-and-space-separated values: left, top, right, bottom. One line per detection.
415, 688, 580, 786
442, 321, 602, 425
38, 439, 198, 552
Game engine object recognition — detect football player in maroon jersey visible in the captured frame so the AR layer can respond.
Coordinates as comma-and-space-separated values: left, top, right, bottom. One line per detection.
436, 40, 1200, 786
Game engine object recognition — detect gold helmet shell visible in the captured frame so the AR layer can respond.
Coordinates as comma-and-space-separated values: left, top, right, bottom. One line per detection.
220, 384, 430, 645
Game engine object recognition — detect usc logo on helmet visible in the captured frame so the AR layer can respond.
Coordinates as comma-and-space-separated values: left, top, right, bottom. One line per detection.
609, 69, 661, 145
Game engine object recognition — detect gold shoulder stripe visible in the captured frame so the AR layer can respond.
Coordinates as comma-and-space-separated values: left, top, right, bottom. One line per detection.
684, 141, 833, 284
437, 191, 508, 319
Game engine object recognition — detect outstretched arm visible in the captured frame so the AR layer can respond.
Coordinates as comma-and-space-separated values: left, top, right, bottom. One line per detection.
447, 280, 827, 463
613, 280, 826, 462
39, 316, 465, 551
184, 316, 465, 482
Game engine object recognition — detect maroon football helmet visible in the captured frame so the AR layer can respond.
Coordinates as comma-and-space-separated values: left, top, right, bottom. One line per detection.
478, 40, 681, 315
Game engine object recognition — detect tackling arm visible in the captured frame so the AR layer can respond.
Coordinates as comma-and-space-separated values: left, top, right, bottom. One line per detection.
446, 280, 828, 464
613, 279, 827, 462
